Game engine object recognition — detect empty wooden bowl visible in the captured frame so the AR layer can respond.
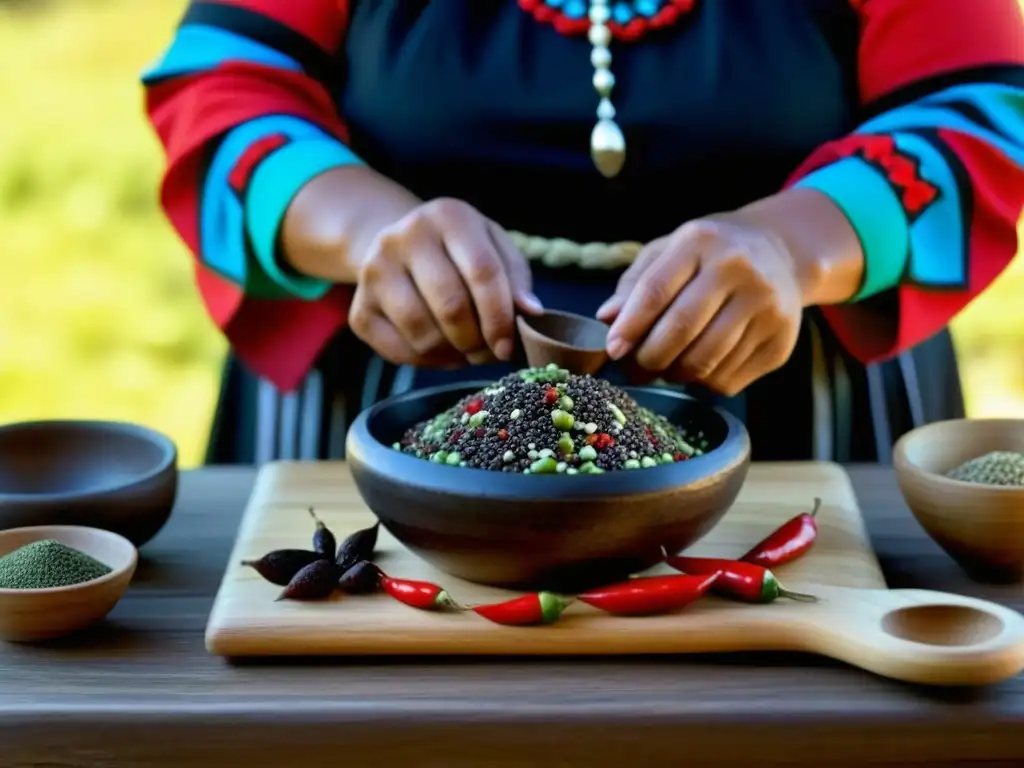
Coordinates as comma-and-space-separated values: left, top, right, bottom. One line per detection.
347, 382, 751, 591
517, 310, 610, 375
894, 418, 1024, 583
0, 525, 137, 642
0, 420, 178, 546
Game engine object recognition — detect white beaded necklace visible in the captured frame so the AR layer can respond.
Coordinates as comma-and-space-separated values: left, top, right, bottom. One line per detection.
587, 0, 626, 178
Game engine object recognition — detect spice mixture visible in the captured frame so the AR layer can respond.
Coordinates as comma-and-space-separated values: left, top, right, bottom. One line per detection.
946, 450, 1024, 486
0, 539, 112, 590
392, 364, 706, 474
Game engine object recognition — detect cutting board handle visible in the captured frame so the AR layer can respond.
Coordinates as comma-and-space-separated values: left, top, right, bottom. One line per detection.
792, 586, 1024, 686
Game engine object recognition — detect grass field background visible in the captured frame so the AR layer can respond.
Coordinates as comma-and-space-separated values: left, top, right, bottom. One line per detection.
3, 0, 1023, 468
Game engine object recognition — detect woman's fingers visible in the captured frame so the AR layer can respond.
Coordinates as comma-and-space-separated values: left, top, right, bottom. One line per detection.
488, 222, 544, 317
701, 316, 795, 396
407, 247, 485, 357
665, 299, 753, 384
632, 271, 729, 372
376, 267, 458, 359
605, 238, 701, 360
596, 237, 667, 322
442, 215, 518, 362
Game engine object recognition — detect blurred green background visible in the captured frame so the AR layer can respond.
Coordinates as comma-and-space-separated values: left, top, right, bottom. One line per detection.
3, 0, 1023, 468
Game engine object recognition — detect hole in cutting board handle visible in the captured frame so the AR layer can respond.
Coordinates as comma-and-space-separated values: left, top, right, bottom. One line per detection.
881, 604, 1005, 647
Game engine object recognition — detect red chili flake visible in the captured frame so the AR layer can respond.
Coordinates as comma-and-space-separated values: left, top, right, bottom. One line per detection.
584, 434, 599, 446
543, 387, 559, 404
498, 429, 509, 441
594, 433, 616, 450
673, 452, 689, 462
450, 429, 463, 442
464, 398, 484, 415
474, 427, 487, 439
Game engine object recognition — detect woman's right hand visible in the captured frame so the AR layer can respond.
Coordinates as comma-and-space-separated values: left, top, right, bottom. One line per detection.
349, 198, 543, 367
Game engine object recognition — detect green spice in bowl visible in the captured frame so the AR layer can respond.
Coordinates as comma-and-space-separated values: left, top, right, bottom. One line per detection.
894, 418, 1024, 583
0, 539, 113, 590
0, 525, 137, 642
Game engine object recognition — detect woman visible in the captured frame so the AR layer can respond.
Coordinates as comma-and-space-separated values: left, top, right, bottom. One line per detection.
143, 0, 1024, 464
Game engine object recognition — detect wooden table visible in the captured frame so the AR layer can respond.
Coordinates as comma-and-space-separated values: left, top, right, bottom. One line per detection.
1, 466, 1021, 767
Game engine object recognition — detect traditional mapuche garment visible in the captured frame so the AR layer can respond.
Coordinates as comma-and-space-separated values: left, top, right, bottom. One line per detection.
143, 0, 1024, 463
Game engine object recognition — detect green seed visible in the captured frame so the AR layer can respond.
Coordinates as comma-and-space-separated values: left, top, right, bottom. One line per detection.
530, 456, 559, 474
502, 450, 516, 463
558, 434, 575, 456
578, 461, 599, 474
445, 451, 462, 466
0, 540, 112, 590
510, 409, 522, 420
551, 409, 575, 431
578, 445, 598, 462
538, 448, 555, 459
624, 459, 641, 470
566, 467, 578, 475
556, 461, 568, 473
608, 403, 626, 425
431, 450, 449, 463
559, 395, 574, 411
641, 456, 658, 468
392, 442, 401, 450
468, 410, 488, 428
660, 453, 675, 464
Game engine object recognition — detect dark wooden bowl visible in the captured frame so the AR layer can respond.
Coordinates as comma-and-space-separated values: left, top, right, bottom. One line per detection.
347, 382, 751, 591
0, 421, 178, 547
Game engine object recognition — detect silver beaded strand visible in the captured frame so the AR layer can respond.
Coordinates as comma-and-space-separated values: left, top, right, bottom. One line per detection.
588, 0, 626, 178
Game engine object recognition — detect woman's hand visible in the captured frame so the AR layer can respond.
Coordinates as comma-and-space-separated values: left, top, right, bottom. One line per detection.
596, 189, 864, 396
349, 198, 543, 368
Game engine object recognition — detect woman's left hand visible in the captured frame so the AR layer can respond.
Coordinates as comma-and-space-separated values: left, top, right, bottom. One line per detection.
595, 214, 804, 397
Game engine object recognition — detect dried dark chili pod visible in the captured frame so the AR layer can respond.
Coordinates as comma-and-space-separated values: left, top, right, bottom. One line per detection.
308, 507, 337, 559
336, 520, 381, 571
241, 549, 322, 586
338, 560, 382, 594
276, 559, 341, 601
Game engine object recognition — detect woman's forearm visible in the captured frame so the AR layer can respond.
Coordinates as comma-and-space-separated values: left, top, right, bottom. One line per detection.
735, 187, 866, 308
281, 165, 422, 284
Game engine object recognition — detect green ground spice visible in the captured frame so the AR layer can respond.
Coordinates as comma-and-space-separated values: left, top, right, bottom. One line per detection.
0, 539, 112, 590
945, 450, 1024, 487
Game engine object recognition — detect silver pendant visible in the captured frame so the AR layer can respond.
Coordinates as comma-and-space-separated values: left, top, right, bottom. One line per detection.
591, 118, 626, 178
588, 0, 625, 178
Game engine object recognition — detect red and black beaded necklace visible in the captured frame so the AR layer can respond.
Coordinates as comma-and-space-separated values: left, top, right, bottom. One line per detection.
518, 0, 698, 177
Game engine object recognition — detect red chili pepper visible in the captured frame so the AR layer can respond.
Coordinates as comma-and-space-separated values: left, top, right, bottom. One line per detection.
381, 576, 459, 611
471, 592, 571, 626
741, 498, 821, 568
577, 572, 719, 616
664, 555, 816, 604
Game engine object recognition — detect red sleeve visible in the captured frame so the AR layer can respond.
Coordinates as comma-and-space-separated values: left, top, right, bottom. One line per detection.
143, 1, 353, 392
787, 0, 1024, 364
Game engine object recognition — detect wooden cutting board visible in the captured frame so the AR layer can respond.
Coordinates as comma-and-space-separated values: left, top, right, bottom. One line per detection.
206, 461, 1024, 686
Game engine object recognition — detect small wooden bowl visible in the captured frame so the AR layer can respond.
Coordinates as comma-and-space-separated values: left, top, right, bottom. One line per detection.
894, 419, 1024, 583
0, 420, 178, 546
517, 310, 610, 375
0, 525, 137, 642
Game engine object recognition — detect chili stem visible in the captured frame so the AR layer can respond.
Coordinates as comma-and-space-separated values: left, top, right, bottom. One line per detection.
809, 498, 822, 518
779, 588, 818, 603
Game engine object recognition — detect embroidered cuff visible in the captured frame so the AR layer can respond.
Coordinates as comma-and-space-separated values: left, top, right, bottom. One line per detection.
245, 139, 364, 301
794, 156, 910, 302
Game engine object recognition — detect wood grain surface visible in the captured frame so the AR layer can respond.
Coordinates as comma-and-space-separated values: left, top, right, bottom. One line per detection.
0, 465, 1022, 767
